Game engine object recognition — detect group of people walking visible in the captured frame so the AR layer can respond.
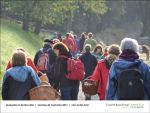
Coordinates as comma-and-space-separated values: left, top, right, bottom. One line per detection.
2, 31, 150, 100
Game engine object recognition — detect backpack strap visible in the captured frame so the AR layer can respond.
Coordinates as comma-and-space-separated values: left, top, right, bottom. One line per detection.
59, 55, 68, 59
40, 48, 51, 53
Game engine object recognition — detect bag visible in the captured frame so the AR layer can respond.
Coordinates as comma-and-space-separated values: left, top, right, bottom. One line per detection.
82, 76, 98, 95
60, 55, 85, 80
36, 48, 51, 71
29, 82, 60, 100
117, 67, 144, 100
38, 71, 49, 83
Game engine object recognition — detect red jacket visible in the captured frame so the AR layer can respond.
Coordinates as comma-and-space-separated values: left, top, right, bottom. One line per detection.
6, 58, 38, 74
91, 60, 109, 100
63, 37, 75, 52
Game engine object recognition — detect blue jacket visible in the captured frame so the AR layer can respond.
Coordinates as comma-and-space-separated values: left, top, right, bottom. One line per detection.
106, 59, 150, 100
2, 66, 41, 100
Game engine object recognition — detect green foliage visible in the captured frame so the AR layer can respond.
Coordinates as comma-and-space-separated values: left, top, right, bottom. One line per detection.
82, 0, 108, 15
0, 19, 42, 76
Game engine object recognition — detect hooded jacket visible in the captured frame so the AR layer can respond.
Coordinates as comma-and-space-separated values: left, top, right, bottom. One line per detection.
2, 66, 41, 100
106, 59, 150, 100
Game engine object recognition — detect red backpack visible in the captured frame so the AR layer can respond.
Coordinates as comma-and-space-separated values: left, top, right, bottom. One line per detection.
36, 49, 50, 71
60, 55, 85, 80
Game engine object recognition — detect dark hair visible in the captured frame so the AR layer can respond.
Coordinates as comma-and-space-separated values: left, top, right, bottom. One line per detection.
16, 48, 26, 52
53, 42, 69, 56
88, 32, 93, 38
108, 44, 120, 56
81, 33, 86, 39
94, 44, 103, 54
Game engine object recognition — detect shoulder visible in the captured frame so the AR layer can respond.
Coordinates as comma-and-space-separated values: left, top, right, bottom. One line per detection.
139, 60, 150, 70
98, 60, 106, 66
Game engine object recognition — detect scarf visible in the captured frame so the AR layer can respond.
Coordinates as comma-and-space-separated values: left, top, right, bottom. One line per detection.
119, 49, 139, 60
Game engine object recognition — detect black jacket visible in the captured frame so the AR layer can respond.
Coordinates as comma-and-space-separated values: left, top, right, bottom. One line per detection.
79, 37, 86, 52
34, 44, 56, 81
53, 54, 79, 90
79, 52, 98, 78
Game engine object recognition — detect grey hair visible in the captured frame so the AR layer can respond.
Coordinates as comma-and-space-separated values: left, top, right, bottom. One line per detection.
120, 37, 139, 53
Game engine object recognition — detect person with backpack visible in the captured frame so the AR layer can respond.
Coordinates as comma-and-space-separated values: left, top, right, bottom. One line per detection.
90, 44, 120, 100
106, 38, 150, 100
2, 50, 41, 100
79, 44, 98, 100
34, 39, 56, 85
6, 48, 38, 74
93, 44, 105, 61
52, 42, 80, 100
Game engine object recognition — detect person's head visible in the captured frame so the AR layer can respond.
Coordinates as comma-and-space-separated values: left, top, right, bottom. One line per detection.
53, 38, 60, 44
53, 42, 69, 56
70, 31, 74, 35
16, 48, 26, 52
104, 46, 108, 53
81, 33, 86, 39
88, 32, 93, 38
94, 44, 103, 55
84, 44, 91, 53
44, 39, 54, 47
69, 33, 74, 39
66, 33, 70, 38
105, 54, 117, 68
120, 37, 139, 53
57, 33, 62, 39
108, 44, 120, 57
11, 50, 27, 67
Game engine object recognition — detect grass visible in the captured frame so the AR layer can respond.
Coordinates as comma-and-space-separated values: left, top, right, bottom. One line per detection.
0, 18, 43, 99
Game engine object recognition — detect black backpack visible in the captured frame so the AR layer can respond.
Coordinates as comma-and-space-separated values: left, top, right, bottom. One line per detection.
117, 66, 144, 100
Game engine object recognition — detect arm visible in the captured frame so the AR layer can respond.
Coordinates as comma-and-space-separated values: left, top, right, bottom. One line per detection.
30, 67, 41, 86
53, 58, 64, 90
2, 73, 9, 100
106, 63, 117, 100
27, 58, 38, 74
93, 56, 98, 68
34, 51, 40, 66
91, 64, 100, 81
141, 63, 150, 99
49, 50, 57, 64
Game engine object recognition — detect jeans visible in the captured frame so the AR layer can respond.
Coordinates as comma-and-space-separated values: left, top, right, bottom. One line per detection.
60, 86, 79, 100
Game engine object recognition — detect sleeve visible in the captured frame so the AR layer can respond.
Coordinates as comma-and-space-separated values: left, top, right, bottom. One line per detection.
106, 63, 117, 100
69, 39, 74, 51
2, 72, 9, 100
6, 60, 12, 70
83, 39, 87, 49
53, 58, 63, 90
30, 67, 41, 86
91, 64, 100, 81
49, 50, 57, 65
34, 51, 40, 66
27, 58, 38, 74
142, 64, 150, 99
93, 56, 98, 68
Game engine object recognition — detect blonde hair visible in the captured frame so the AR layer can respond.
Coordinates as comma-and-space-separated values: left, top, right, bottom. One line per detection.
11, 50, 27, 67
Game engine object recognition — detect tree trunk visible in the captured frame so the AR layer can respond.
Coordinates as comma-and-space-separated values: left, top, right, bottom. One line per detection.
34, 20, 42, 35
22, 13, 29, 31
